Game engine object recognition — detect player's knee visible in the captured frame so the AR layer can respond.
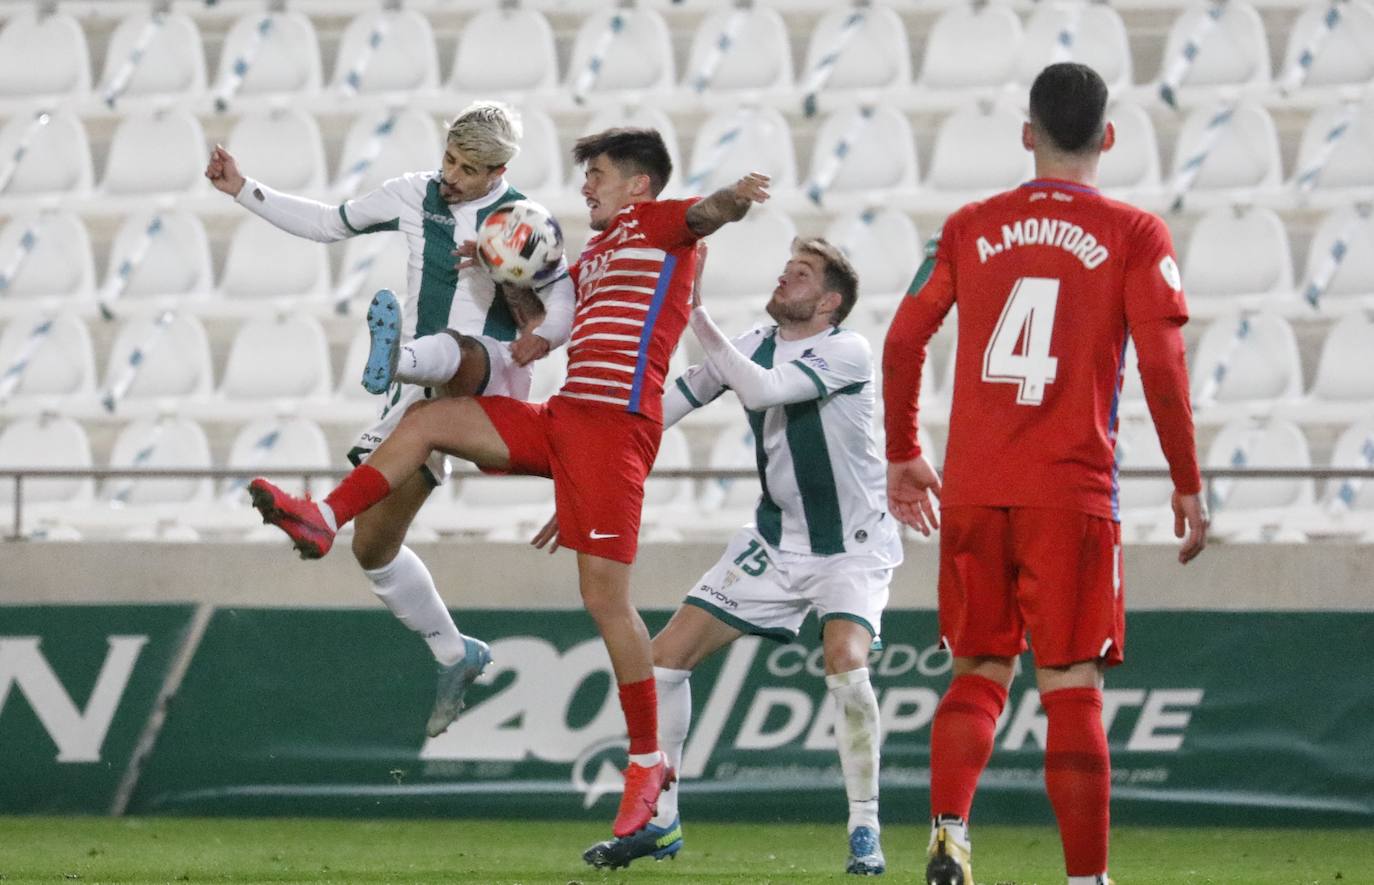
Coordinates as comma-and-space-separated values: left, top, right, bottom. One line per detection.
444, 335, 490, 398
824, 644, 870, 675
351, 522, 401, 571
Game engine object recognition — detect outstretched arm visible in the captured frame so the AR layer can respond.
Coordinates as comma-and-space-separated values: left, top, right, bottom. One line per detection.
685, 172, 771, 237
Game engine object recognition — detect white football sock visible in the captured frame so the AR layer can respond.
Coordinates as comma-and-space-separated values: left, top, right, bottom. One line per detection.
317, 501, 338, 533
365, 546, 465, 666
1068, 876, 1108, 885
826, 667, 881, 833
929, 815, 970, 852
651, 665, 692, 827
396, 333, 461, 386
628, 750, 662, 767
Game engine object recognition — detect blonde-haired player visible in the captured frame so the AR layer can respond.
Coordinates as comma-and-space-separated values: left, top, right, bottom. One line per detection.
205, 100, 575, 738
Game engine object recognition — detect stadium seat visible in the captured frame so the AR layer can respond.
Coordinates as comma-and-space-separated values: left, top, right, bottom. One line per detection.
1180, 206, 1294, 316
100, 313, 215, 416
0, 210, 96, 307
697, 415, 759, 528
642, 426, 695, 538
329, 9, 439, 96
334, 108, 440, 199
1277, 0, 1374, 99
1301, 418, 1374, 539
448, 7, 558, 98
1288, 95, 1374, 207
433, 461, 554, 538
684, 106, 795, 198
922, 102, 1033, 210
225, 108, 328, 196
217, 215, 330, 304
501, 107, 563, 206
1098, 100, 1164, 205
1190, 311, 1304, 422
1281, 313, 1374, 425
0, 413, 94, 535
802, 105, 919, 211
1166, 99, 1282, 209
824, 207, 921, 303
213, 313, 333, 414
916, 3, 1021, 94
1149, 0, 1271, 106
96, 9, 206, 104
100, 210, 213, 306
800, 4, 911, 111
0, 109, 93, 200
100, 108, 209, 197
333, 231, 410, 315
697, 203, 797, 306
1297, 205, 1374, 313
1115, 416, 1176, 543
565, 8, 675, 104
211, 11, 323, 102
0, 311, 96, 414
1015, 2, 1132, 94
79, 416, 214, 534
1204, 416, 1314, 542
0, 9, 91, 104
680, 6, 793, 102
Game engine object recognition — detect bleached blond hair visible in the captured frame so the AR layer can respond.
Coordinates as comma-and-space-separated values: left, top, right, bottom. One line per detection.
446, 100, 522, 168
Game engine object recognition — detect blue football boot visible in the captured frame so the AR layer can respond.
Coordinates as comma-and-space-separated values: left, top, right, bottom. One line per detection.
846, 825, 886, 876
425, 637, 492, 738
362, 288, 401, 395
582, 817, 683, 870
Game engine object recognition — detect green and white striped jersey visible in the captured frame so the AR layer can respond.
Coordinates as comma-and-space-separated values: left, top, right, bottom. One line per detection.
670, 322, 899, 558
235, 172, 573, 345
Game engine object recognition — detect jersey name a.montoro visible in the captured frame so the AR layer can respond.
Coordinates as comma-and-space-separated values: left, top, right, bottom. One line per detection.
337, 172, 566, 343
676, 325, 895, 557
561, 200, 701, 423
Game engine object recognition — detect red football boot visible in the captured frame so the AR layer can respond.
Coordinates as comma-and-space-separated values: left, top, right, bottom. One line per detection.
612, 759, 675, 838
248, 478, 334, 559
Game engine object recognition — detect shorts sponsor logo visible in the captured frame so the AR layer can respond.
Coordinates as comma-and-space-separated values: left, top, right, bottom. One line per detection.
588, 529, 619, 540
698, 585, 739, 609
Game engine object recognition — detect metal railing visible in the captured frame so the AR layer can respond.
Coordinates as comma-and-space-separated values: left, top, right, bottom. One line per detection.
3, 466, 1372, 542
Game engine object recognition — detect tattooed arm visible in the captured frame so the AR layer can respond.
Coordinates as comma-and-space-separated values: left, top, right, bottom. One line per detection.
685, 172, 771, 237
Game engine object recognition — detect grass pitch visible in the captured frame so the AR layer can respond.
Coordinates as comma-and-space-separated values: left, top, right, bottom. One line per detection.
0, 817, 1366, 884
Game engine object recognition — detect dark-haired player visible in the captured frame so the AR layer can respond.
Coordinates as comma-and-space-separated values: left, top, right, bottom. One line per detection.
246, 127, 770, 842
882, 63, 1208, 885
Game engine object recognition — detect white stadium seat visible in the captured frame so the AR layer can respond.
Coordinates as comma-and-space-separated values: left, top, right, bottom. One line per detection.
1278, 0, 1374, 96
1281, 313, 1374, 425
642, 426, 696, 538
1098, 100, 1163, 204
917, 3, 1021, 93
684, 106, 794, 198
448, 7, 558, 98
501, 108, 564, 206
0, 109, 93, 199
1299, 205, 1374, 313
100, 313, 215, 414
803, 105, 919, 210
681, 6, 793, 101
1204, 417, 1314, 542
0, 311, 95, 412
824, 207, 921, 302
802, 4, 912, 107
697, 415, 759, 527
80, 417, 214, 533
212, 11, 323, 101
216, 313, 333, 407
1115, 416, 1175, 543
1016, 3, 1132, 94
0, 211, 96, 306
329, 9, 439, 95
1180, 206, 1294, 316
334, 108, 440, 198
101, 210, 213, 304
1302, 419, 1374, 539
0, 414, 94, 531
1151, 0, 1271, 103
1288, 96, 1374, 206
334, 232, 410, 316
565, 8, 675, 102
924, 103, 1033, 207
226, 108, 328, 195
0, 9, 91, 103
100, 108, 208, 197
697, 204, 797, 305
1189, 311, 1304, 422
97, 10, 206, 103
1166, 99, 1282, 208
217, 216, 330, 303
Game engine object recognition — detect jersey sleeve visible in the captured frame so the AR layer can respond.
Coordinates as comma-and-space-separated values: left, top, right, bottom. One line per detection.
1122, 212, 1189, 328
791, 331, 872, 399
337, 174, 412, 236
634, 198, 703, 250
883, 223, 958, 462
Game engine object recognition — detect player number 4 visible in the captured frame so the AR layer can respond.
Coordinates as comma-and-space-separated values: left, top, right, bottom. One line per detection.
981, 276, 1060, 406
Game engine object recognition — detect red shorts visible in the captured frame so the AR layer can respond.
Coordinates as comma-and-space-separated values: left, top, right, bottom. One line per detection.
477, 394, 661, 564
937, 506, 1125, 668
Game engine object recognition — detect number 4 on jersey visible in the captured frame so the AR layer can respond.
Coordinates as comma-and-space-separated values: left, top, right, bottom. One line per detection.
982, 276, 1060, 405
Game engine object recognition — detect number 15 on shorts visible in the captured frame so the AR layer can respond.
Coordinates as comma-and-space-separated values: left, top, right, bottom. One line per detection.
733, 540, 771, 577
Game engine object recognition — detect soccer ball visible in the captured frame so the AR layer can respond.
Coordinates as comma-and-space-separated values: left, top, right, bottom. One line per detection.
475, 200, 564, 287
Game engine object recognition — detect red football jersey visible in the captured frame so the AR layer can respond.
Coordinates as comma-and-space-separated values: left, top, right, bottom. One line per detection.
563, 199, 701, 423
885, 179, 1193, 519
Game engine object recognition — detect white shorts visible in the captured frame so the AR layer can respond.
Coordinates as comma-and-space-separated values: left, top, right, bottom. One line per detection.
684, 526, 896, 642
347, 334, 531, 486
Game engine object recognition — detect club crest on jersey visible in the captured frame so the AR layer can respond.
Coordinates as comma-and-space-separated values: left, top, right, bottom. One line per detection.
1158, 255, 1182, 291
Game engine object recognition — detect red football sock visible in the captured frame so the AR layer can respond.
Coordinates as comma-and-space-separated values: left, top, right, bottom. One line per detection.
930, 673, 1009, 820
1042, 686, 1111, 877
323, 464, 391, 527
618, 678, 659, 757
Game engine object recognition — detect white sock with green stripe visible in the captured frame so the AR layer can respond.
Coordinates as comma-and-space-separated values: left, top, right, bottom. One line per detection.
826, 667, 881, 833
396, 333, 461, 386
365, 546, 465, 666
651, 665, 692, 828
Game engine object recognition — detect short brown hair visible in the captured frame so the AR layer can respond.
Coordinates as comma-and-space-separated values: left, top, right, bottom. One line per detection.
572, 127, 673, 196
793, 237, 859, 326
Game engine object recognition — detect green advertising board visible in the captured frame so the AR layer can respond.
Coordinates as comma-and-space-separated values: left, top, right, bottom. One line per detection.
2, 606, 1371, 825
